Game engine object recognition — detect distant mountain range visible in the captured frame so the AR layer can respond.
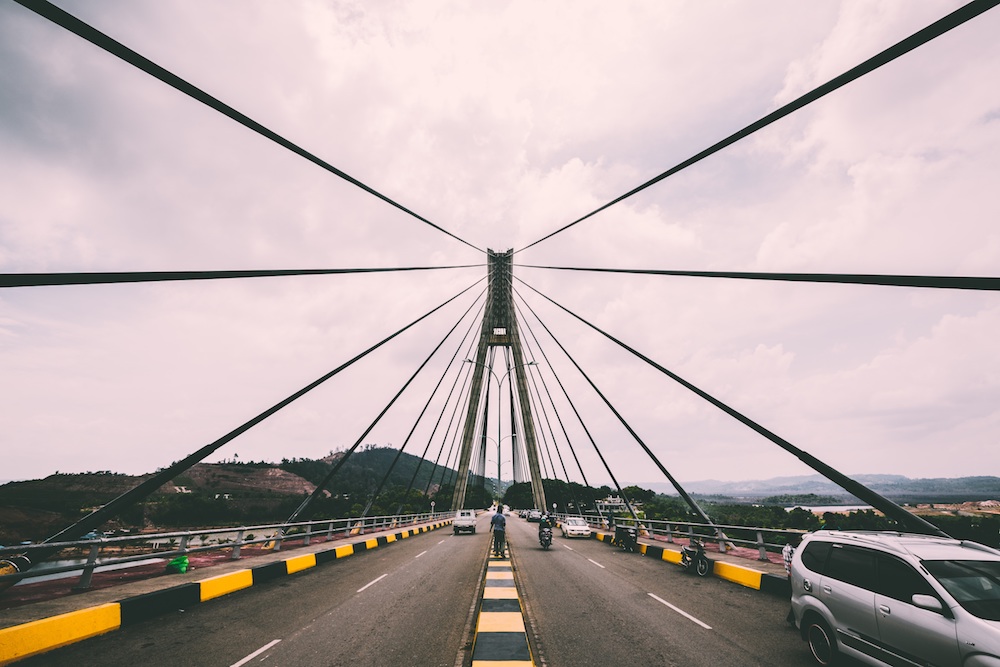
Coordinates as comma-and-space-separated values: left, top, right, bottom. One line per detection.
640, 474, 1000, 503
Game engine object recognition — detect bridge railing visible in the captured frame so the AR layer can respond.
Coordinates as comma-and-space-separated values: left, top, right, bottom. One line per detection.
569, 513, 804, 562
0, 510, 452, 591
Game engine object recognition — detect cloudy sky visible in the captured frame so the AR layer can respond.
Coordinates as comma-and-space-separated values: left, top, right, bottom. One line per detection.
1, 1, 998, 491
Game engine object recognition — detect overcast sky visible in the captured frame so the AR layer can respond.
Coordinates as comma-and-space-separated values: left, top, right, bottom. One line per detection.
1, 1, 998, 490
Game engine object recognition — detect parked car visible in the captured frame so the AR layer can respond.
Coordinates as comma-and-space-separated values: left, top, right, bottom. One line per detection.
560, 517, 592, 539
527, 510, 542, 522
790, 530, 1000, 666
453, 509, 477, 535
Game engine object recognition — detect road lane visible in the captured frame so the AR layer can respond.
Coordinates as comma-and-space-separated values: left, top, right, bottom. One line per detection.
505, 515, 820, 666
18, 519, 490, 667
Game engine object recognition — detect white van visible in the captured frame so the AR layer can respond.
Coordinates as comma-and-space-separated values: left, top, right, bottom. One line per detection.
453, 509, 477, 534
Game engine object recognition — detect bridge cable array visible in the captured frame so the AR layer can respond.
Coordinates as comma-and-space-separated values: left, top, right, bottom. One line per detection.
20, 278, 484, 571
515, 305, 597, 515
514, 285, 718, 530
515, 265, 1000, 292
360, 299, 487, 518
11, 0, 998, 559
286, 285, 488, 523
13, 0, 483, 255
391, 312, 486, 513
515, 276, 949, 536
0, 265, 483, 289
516, 0, 1000, 254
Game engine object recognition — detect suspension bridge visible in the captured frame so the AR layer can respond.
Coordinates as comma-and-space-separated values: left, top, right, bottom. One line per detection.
2, 1, 999, 664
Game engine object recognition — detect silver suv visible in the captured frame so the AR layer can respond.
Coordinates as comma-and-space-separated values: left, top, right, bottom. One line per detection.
790, 530, 1000, 666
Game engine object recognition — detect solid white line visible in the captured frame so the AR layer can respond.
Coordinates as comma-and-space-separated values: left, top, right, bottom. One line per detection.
587, 558, 605, 569
648, 593, 712, 629
357, 573, 389, 592
562, 544, 574, 551
438, 539, 446, 544
415, 550, 428, 558
230, 639, 281, 667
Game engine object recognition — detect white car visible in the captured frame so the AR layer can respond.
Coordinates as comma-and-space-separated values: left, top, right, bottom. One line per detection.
560, 516, 592, 538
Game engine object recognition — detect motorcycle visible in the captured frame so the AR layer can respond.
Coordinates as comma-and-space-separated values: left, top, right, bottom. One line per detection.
539, 526, 553, 550
613, 524, 638, 553
680, 539, 711, 577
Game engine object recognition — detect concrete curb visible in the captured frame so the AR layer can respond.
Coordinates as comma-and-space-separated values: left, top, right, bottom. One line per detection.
470, 544, 533, 667
593, 531, 790, 597
0, 520, 452, 665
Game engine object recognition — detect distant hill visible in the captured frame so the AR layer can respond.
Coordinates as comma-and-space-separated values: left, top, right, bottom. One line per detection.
0, 447, 457, 543
640, 474, 1000, 504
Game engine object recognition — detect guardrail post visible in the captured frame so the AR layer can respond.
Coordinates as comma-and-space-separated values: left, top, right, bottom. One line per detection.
327, 521, 335, 539
179, 534, 190, 554
73, 543, 101, 590
716, 529, 726, 554
665, 524, 674, 543
756, 531, 769, 561
303, 523, 312, 547
232, 529, 245, 560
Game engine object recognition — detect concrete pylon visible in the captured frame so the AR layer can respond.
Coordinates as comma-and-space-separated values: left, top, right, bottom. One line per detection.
451, 250, 547, 511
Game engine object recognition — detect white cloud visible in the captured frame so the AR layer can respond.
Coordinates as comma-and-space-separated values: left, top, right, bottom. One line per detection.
1, 0, 997, 490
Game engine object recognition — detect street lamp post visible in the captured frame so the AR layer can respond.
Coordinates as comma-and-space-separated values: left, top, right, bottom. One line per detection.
487, 452, 512, 498
464, 359, 536, 498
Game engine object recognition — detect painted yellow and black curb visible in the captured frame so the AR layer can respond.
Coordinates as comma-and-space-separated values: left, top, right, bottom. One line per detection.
0, 520, 451, 665
469, 545, 533, 667
593, 530, 790, 597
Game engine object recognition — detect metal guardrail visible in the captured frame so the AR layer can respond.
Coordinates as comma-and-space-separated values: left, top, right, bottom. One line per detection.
563, 513, 805, 562
0, 511, 451, 590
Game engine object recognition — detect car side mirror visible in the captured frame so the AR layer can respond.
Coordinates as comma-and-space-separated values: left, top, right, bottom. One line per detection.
911, 594, 944, 613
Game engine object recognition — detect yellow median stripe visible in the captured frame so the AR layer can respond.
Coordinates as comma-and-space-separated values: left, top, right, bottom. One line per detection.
285, 553, 317, 574
482, 587, 519, 599
471, 662, 533, 667
365, 538, 379, 550
0, 603, 120, 665
485, 571, 514, 580
386, 534, 397, 543
477, 611, 525, 633
199, 569, 253, 602
335, 544, 354, 559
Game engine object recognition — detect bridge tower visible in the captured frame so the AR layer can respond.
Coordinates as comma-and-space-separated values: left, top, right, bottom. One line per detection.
451, 250, 548, 511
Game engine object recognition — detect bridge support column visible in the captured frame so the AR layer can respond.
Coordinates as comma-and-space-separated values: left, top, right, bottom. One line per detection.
451, 250, 546, 511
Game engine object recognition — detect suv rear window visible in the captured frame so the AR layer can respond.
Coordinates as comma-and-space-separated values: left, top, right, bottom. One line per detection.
800, 540, 832, 574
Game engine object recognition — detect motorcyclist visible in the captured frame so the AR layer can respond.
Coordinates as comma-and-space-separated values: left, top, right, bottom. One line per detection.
537, 512, 554, 537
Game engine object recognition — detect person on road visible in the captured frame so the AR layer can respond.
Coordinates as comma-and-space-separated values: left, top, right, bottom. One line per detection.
490, 510, 507, 557
782, 534, 800, 577
537, 513, 554, 538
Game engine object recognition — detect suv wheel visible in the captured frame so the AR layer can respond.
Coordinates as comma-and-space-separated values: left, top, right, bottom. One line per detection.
804, 617, 837, 665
